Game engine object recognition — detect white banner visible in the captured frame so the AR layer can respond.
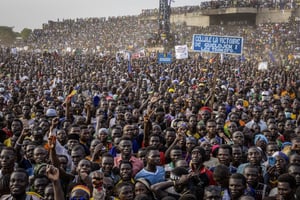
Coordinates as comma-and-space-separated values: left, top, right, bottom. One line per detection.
258, 62, 268, 70
175, 45, 188, 59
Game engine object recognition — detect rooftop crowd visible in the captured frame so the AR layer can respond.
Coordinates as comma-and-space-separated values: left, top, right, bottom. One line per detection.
0, 5, 300, 200
140, 0, 297, 16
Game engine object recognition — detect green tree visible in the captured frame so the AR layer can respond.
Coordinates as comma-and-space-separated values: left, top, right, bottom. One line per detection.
0, 26, 17, 45
20, 28, 32, 41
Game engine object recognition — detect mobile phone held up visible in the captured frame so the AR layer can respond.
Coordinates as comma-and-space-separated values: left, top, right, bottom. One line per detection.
268, 156, 276, 167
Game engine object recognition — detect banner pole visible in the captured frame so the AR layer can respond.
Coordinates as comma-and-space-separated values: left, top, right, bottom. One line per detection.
209, 54, 220, 108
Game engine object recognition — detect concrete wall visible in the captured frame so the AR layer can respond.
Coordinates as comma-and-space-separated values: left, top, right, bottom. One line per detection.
201, 7, 258, 15
256, 9, 293, 24
170, 12, 210, 27
295, 7, 300, 18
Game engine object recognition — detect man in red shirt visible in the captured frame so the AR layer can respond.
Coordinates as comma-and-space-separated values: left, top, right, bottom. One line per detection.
114, 137, 143, 176
190, 146, 216, 186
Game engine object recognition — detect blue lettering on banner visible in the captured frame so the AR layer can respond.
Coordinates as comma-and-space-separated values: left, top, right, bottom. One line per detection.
193, 34, 243, 55
158, 53, 172, 64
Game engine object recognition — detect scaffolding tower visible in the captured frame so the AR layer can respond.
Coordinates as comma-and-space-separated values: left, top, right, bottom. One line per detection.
158, 0, 172, 50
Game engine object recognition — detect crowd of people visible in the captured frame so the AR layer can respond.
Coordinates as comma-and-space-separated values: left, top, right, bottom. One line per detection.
199, 0, 296, 10
17, 11, 300, 65
25, 16, 154, 54
140, 0, 297, 16
1, 4, 300, 200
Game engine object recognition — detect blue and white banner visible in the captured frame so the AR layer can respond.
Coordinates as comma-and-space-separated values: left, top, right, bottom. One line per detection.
158, 53, 172, 64
193, 34, 243, 55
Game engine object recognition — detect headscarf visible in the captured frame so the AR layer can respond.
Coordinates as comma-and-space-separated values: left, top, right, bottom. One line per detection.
71, 185, 91, 198
34, 163, 47, 176
272, 151, 289, 163
254, 134, 268, 145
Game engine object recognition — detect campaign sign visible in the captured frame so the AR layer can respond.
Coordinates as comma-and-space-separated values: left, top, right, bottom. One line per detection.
193, 34, 243, 55
158, 53, 172, 64
175, 45, 188, 59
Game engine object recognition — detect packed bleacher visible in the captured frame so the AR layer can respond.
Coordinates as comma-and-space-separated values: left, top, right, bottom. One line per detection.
139, 0, 297, 15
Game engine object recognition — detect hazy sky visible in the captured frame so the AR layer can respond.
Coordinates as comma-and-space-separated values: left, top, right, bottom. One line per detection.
1, 0, 200, 32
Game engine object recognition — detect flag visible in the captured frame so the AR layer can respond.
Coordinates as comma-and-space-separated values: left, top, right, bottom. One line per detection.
209, 54, 220, 64
116, 52, 120, 63
67, 90, 77, 98
269, 51, 275, 63
66, 85, 80, 100
125, 51, 131, 61
128, 59, 132, 74
126, 51, 133, 76
93, 95, 100, 107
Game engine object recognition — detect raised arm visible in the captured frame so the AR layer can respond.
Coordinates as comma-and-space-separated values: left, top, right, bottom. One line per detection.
46, 165, 65, 200
151, 180, 174, 199
84, 101, 92, 125
14, 128, 31, 162
143, 113, 152, 147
